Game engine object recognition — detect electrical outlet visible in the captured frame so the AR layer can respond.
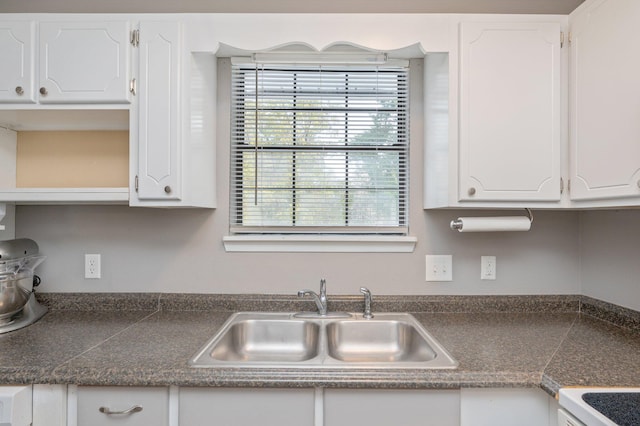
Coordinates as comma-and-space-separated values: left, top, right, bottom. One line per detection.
425, 255, 452, 282
85, 254, 101, 279
481, 256, 496, 280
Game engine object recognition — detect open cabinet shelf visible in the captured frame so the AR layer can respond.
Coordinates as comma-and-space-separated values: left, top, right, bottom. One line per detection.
0, 188, 129, 204
0, 110, 131, 204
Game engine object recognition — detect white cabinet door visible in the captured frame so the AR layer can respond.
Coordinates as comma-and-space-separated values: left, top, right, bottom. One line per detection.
459, 22, 562, 202
0, 21, 35, 103
460, 388, 551, 426
569, 0, 640, 201
324, 389, 460, 426
33, 384, 67, 426
134, 21, 181, 202
38, 21, 131, 103
179, 388, 315, 426
0, 386, 32, 426
74, 386, 169, 426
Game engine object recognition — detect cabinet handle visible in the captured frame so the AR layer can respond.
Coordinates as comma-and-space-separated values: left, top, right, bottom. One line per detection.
99, 405, 143, 415
39, 87, 48, 96
15, 86, 24, 95
468, 187, 476, 196
164, 185, 172, 194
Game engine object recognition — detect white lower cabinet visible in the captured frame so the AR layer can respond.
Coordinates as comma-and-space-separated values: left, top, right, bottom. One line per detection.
179, 387, 315, 426
0, 385, 32, 426
460, 388, 553, 426
323, 388, 460, 426
71, 386, 171, 426
33, 385, 67, 426
31, 385, 558, 426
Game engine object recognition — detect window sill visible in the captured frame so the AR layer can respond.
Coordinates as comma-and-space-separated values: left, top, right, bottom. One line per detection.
223, 235, 417, 253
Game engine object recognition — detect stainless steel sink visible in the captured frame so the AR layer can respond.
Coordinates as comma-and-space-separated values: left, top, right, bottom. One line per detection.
190, 312, 457, 369
326, 319, 437, 363
208, 318, 320, 362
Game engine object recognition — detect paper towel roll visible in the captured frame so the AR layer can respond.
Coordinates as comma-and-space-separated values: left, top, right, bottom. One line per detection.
450, 216, 531, 232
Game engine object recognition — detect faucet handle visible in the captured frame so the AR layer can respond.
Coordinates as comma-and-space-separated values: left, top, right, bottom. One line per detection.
319, 278, 326, 295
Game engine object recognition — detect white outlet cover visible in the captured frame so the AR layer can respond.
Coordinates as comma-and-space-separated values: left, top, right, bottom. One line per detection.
481, 256, 496, 280
425, 255, 453, 282
84, 254, 101, 279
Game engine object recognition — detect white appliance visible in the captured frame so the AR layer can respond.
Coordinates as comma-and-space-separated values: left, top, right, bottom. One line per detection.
558, 388, 640, 426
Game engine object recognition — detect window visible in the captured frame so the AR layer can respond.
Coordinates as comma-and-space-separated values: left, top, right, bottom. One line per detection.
230, 59, 409, 235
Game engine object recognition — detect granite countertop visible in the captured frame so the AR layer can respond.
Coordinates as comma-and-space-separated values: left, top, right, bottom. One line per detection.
1, 293, 639, 396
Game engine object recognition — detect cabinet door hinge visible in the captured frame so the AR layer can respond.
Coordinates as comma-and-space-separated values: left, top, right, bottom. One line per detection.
568, 31, 572, 45
560, 32, 565, 48
560, 177, 564, 194
135, 175, 139, 192
567, 179, 571, 194
130, 78, 137, 96
130, 29, 140, 47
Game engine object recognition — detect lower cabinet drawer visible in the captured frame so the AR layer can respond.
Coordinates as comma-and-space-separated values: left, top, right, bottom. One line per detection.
76, 386, 169, 426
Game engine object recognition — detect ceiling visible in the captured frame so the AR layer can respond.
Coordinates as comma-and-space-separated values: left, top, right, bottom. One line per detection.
0, 0, 586, 14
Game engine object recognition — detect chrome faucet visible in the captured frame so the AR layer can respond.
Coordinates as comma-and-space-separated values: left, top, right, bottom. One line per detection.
298, 279, 328, 316
360, 287, 374, 319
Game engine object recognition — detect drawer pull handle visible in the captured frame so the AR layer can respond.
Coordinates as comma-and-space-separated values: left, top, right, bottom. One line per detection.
99, 405, 143, 415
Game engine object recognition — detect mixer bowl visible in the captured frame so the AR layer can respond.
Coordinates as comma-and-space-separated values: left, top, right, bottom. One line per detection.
0, 254, 45, 321
0, 273, 33, 321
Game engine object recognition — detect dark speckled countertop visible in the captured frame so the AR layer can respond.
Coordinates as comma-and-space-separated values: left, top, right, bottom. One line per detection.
1, 293, 639, 397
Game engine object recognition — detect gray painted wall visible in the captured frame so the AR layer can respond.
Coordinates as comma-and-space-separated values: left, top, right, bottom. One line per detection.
580, 210, 640, 311
15, 206, 581, 295
0, 204, 15, 240
0, 0, 585, 15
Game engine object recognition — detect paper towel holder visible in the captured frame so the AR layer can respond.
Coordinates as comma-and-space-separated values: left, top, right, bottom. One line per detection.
450, 208, 533, 231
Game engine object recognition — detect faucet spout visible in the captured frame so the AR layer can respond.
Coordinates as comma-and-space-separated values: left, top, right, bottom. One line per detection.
360, 287, 374, 319
297, 279, 329, 315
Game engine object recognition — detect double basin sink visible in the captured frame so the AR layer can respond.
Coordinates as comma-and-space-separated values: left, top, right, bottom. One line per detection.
190, 312, 458, 369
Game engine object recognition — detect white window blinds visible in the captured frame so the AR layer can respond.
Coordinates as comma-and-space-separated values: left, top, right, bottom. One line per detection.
230, 60, 409, 234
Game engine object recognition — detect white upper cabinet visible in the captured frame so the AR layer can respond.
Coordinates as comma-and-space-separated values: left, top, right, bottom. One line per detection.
458, 22, 562, 202
0, 21, 132, 105
569, 0, 640, 202
131, 21, 216, 208
38, 21, 132, 104
132, 21, 182, 204
0, 16, 215, 208
0, 21, 35, 103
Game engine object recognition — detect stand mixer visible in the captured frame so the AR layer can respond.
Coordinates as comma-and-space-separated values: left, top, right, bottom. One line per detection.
0, 238, 47, 333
